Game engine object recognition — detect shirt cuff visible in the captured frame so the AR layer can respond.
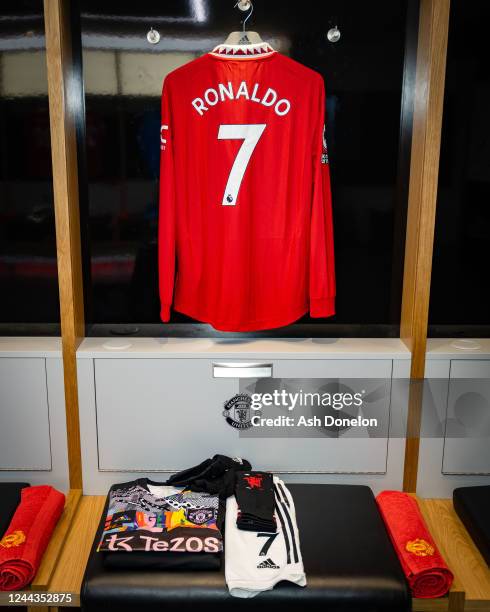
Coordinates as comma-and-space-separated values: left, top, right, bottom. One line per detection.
310, 297, 335, 318
160, 304, 171, 322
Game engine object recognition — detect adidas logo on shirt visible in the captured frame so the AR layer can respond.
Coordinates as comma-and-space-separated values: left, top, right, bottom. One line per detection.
257, 557, 280, 569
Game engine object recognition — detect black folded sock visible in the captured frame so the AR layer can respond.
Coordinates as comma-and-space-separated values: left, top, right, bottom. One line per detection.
235, 471, 276, 532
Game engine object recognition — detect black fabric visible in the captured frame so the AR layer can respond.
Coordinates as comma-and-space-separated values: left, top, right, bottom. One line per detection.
235, 471, 276, 532
103, 551, 221, 571
453, 485, 490, 567
81, 483, 410, 611
0, 483, 30, 538
167, 455, 251, 499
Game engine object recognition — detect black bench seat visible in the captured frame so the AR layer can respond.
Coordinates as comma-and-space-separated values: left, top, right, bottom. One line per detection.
453, 485, 490, 567
81, 483, 410, 611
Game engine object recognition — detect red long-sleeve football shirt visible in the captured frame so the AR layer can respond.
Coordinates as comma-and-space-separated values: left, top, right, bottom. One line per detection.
159, 42, 335, 332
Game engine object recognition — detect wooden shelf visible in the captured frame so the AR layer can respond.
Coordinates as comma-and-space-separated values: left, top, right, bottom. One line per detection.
44, 495, 105, 607
416, 498, 490, 612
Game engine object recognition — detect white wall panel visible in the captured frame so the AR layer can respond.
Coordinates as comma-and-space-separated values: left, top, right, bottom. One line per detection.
442, 360, 490, 474
0, 358, 51, 470
0, 339, 69, 492
418, 351, 490, 497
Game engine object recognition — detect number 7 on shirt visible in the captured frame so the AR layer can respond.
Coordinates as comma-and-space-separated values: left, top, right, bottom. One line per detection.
218, 123, 266, 206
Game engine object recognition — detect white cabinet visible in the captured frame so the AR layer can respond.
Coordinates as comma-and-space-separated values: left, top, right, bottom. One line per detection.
93, 357, 392, 475
0, 339, 69, 491
0, 358, 51, 470
442, 360, 490, 475
77, 339, 409, 493
274, 359, 391, 378
417, 341, 490, 498
94, 358, 236, 471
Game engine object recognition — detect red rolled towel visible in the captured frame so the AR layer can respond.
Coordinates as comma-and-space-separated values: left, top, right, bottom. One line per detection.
376, 491, 453, 598
0, 485, 65, 591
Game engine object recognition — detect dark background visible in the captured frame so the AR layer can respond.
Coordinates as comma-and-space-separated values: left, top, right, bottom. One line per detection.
428, 0, 490, 336
0, 0, 60, 332
76, 0, 413, 337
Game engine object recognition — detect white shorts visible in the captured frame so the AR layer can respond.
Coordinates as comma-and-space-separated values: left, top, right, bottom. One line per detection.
225, 477, 306, 598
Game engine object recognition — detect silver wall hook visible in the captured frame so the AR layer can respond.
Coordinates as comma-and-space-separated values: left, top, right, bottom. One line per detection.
327, 25, 341, 43
236, 0, 251, 12
147, 27, 160, 45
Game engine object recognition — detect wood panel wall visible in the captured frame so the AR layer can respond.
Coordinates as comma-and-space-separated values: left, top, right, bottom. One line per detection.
44, 0, 84, 490
401, 0, 450, 491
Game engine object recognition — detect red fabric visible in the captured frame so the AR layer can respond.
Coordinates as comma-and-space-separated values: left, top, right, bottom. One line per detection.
159, 48, 335, 331
0, 485, 65, 591
376, 491, 453, 598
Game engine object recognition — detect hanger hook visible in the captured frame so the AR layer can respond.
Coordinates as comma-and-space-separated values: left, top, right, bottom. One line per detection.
235, 1, 253, 33
242, 1, 253, 33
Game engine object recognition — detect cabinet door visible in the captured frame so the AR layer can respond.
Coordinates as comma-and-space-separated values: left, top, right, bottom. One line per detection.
442, 360, 490, 474
94, 359, 237, 471
274, 359, 392, 379
253, 359, 392, 473
0, 358, 51, 470
94, 358, 392, 474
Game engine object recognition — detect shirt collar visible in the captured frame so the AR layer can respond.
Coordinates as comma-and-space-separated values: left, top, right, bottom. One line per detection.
210, 42, 275, 59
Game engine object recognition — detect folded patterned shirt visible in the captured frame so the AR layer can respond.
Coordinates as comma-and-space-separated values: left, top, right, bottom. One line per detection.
97, 479, 223, 554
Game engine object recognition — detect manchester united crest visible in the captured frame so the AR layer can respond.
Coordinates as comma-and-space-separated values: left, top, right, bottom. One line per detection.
0, 530, 26, 548
405, 538, 435, 557
223, 394, 258, 430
